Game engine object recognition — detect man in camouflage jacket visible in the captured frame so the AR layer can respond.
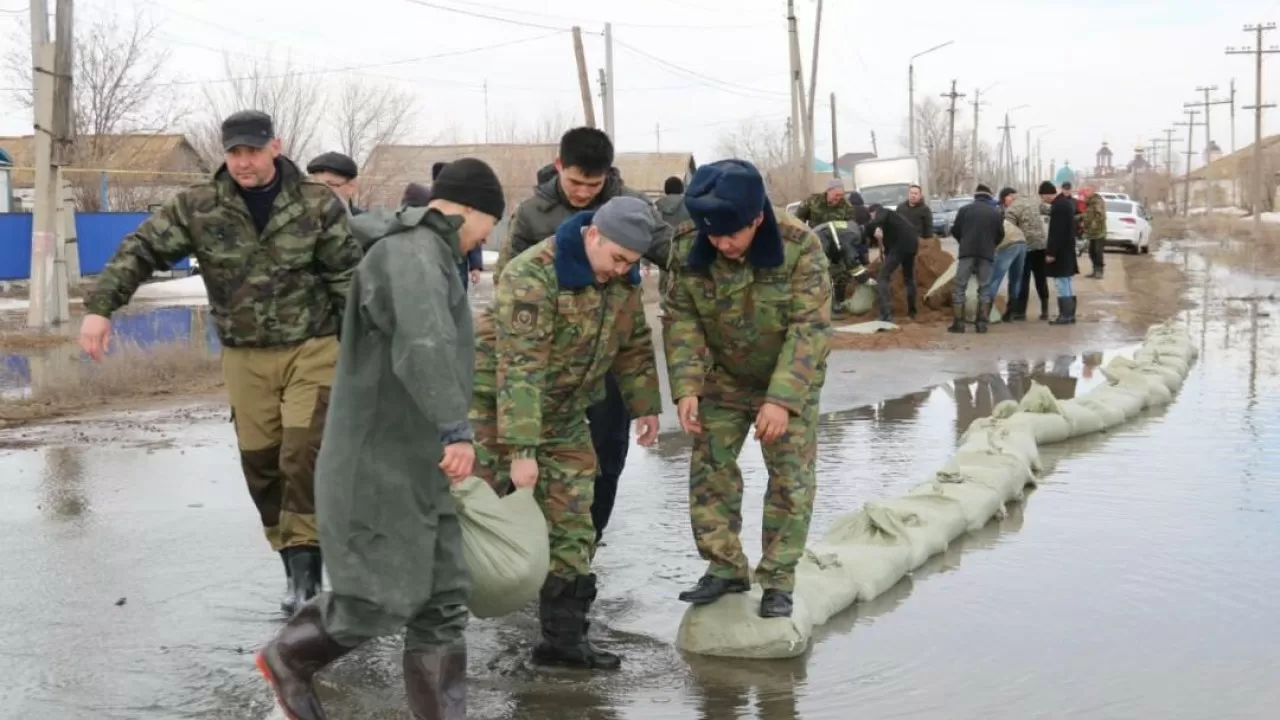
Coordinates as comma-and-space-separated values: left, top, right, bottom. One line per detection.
79, 110, 363, 614
1083, 190, 1108, 279
792, 178, 856, 227
471, 196, 662, 672
663, 159, 832, 619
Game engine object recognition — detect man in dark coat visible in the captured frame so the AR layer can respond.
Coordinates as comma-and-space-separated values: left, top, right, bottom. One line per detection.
895, 183, 935, 239
1040, 180, 1079, 324
864, 202, 920, 322
948, 184, 1004, 334
432, 162, 486, 289
256, 159, 508, 720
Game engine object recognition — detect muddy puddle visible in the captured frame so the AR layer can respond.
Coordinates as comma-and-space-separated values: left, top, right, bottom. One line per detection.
2, 244, 1279, 719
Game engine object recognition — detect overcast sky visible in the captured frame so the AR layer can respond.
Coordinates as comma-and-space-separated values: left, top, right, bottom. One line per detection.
2, 0, 1279, 176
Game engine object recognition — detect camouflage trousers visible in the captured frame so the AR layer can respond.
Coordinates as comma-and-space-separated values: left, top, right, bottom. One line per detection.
830, 264, 852, 304
471, 413, 598, 580
688, 395, 819, 592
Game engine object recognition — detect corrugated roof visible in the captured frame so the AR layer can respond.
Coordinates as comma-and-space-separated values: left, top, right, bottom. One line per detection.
1181, 134, 1280, 181
0, 133, 208, 187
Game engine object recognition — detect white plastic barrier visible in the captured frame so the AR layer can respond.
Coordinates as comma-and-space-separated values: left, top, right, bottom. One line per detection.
676, 322, 1198, 659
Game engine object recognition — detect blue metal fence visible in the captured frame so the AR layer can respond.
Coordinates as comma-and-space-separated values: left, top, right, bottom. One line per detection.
0, 211, 190, 281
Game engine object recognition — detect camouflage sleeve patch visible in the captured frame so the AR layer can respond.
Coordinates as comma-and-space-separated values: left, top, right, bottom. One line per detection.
508, 301, 540, 335
766, 231, 832, 414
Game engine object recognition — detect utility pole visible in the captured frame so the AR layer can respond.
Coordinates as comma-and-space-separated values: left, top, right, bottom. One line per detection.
571, 27, 596, 128
1160, 128, 1182, 212
970, 86, 987, 188
941, 80, 965, 194
786, 0, 801, 169
829, 92, 839, 176
1149, 136, 1166, 207
1184, 85, 1230, 213
870, 130, 878, 157
603, 23, 615, 139
804, 0, 824, 193
483, 80, 490, 143
655, 123, 660, 152
1175, 109, 1204, 217
597, 68, 609, 136
27, 0, 73, 329
1227, 23, 1279, 234
997, 113, 1015, 190
1229, 78, 1238, 153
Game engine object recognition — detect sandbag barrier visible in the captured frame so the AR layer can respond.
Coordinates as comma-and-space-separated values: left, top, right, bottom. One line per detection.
676, 322, 1198, 659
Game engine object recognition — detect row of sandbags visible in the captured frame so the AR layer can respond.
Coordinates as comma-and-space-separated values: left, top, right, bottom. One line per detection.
676, 322, 1198, 659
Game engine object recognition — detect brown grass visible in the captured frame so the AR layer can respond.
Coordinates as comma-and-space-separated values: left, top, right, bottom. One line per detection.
0, 340, 223, 426
0, 331, 76, 349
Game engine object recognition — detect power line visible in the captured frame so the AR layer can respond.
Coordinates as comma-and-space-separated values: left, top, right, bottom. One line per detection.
403, 0, 762, 30
401, 0, 575, 33
613, 38, 787, 101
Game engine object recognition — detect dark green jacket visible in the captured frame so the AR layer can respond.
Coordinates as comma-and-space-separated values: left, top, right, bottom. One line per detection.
316, 208, 473, 619
84, 157, 362, 348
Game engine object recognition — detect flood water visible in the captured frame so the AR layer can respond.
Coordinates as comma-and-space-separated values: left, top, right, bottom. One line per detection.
1, 246, 1279, 719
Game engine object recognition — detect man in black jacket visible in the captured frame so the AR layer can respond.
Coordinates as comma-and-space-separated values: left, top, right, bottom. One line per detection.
865, 203, 920, 322
1041, 180, 1080, 324
948, 184, 1004, 334
895, 184, 935, 240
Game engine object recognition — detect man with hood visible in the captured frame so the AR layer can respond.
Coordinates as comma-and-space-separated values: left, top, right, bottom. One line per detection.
79, 110, 362, 615
947, 184, 1005, 333
255, 158, 507, 720
470, 196, 663, 670
494, 127, 671, 546
664, 159, 832, 619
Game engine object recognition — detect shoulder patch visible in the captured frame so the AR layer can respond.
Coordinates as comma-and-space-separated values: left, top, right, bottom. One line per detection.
508, 302, 540, 334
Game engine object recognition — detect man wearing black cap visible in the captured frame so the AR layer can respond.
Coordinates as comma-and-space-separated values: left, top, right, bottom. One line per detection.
307, 151, 364, 215
257, 158, 506, 720
947, 183, 1004, 333
863, 200, 921, 322
495, 127, 672, 548
664, 159, 832, 619
431, 161, 485, 289
80, 109, 363, 614
470, 196, 663, 671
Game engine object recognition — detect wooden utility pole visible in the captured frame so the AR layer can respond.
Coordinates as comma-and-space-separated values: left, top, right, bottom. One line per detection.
803, 0, 823, 193
1227, 23, 1279, 234
597, 68, 610, 135
603, 23, 615, 139
941, 80, 965, 194
997, 114, 1015, 190
1228, 78, 1238, 153
870, 130, 878, 157
1175, 109, 1204, 217
655, 123, 660, 152
786, 0, 801, 167
571, 27, 596, 128
970, 87, 987, 188
1184, 85, 1231, 213
829, 92, 839, 176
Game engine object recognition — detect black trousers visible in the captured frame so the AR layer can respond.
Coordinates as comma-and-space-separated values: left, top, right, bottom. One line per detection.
876, 250, 917, 320
1088, 237, 1106, 270
585, 372, 631, 542
1014, 249, 1050, 315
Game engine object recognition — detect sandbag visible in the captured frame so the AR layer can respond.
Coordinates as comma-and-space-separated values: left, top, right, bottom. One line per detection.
846, 282, 877, 315
1110, 355, 1183, 392
675, 323, 1197, 660
452, 477, 550, 619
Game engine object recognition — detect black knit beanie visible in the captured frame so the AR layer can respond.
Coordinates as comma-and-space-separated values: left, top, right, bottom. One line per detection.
402, 182, 431, 207
430, 157, 506, 219
975, 183, 993, 195
1038, 181, 1057, 195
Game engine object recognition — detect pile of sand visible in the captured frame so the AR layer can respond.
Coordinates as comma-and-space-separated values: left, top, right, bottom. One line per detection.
859, 238, 956, 322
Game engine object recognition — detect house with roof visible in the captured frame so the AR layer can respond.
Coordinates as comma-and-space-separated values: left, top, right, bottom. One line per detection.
1170, 134, 1280, 210
0, 133, 209, 211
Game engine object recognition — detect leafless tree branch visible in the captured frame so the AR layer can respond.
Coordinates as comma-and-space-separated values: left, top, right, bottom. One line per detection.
331, 78, 416, 166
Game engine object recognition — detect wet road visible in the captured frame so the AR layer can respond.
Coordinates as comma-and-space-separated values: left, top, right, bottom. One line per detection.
2, 245, 1279, 719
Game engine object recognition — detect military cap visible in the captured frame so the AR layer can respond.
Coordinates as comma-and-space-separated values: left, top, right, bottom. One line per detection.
221, 110, 275, 152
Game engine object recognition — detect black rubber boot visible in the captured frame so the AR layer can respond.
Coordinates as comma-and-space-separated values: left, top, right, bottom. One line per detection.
947, 304, 965, 334
285, 546, 323, 615
256, 601, 354, 720
1065, 296, 1078, 324
975, 301, 991, 334
759, 590, 794, 619
1050, 297, 1072, 325
404, 644, 467, 720
531, 575, 621, 670
280, 551, 297, 614
678, 575, 751, 605
1039, 299, 1050, 321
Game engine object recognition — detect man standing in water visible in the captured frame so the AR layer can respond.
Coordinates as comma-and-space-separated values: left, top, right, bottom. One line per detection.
79, 110, 362, 614
664, 159, 832, 619
494, 127, 670, 545
256, 158, 506, 720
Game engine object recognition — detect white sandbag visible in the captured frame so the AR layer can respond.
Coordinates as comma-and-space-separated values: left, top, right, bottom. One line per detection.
846, 282, 877, 315
676, 327, 1197, 660
1058, 399, 1108, 436
1110, 355, 1183, 392
452, 477, 550, 619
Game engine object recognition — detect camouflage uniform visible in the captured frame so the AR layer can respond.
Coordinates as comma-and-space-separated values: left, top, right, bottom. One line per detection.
1083, 192, 1108, 276
791, 192, 856, 227
85, 158, 362, 555
663, 211, 832, 593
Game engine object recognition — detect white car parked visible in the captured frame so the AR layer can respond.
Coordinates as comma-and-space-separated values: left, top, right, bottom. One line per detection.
1104, 200, 1152, 254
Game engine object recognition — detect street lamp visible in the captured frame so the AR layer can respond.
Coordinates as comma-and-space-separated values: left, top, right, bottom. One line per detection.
1025, 124, 1047, 190
908, 40, 955, 155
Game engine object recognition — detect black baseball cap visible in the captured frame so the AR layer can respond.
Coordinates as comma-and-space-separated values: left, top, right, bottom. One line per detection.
307, 151, 359, 180
221, 110, 275, 151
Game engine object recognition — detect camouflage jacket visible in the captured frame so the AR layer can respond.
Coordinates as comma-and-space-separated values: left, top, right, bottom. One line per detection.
663, 208, 832, 413
494, 170, 671, 279
84, 158, 362, 348
1004, 197, 1048, 250
792, 192, 856, 227
1083, 194, 1107, 239
472, 211, 662, 457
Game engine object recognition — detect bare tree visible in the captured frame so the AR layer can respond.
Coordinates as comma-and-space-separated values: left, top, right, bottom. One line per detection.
487, 108, 577, 144
331, 78, 416, 167
190, 55, 326, 167
715, 118, 809, 202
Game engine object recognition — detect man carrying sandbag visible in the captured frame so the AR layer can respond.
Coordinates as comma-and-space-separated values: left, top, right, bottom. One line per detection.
470, 196, 663, 671
664, 159, 832, 619
255, 159, 507, 720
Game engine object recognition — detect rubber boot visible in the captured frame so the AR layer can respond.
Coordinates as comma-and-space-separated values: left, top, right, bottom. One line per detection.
256, 601, 354, 720
404, 644, 467, 720
1050, 297, 1072, 325
280, 551, 297, 615
285, 546, 323, 615
947, 303, 965, 333
1065, 296, 1078, 324
975, 301, 991, 334
759, 590, 794, 618
1039, 298, 1050, 321
531, 574, 621, 671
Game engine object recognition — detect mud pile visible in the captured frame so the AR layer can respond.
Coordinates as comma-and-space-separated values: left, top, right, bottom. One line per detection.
861, 237, 955, 321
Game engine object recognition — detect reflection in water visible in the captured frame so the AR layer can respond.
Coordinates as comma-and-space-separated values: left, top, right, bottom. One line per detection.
40, 444, 89, 519
687, 654, 804, 720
